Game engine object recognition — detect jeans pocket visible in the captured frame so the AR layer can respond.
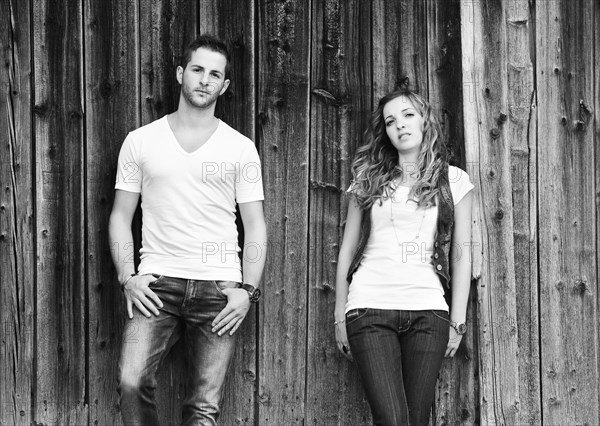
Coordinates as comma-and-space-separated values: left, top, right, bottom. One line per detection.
345, 308, 369, 326
148, 274, 164, 288
213, 280, 242, 296
430, 309, 450, 324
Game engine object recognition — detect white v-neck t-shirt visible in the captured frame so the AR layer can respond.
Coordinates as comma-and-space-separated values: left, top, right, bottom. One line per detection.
346, 166, 473, 312
115, 116, 264, 281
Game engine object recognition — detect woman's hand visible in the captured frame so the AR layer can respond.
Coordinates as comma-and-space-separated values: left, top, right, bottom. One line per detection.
335, 319, 353, 361
445, 327, 463, 357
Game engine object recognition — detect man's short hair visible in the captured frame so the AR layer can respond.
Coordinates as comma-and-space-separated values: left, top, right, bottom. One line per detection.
180, 34, 232, 76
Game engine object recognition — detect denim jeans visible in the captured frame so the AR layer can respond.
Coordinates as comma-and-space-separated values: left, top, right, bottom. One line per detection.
346, 308, 449, 426
118, 276, 241, 426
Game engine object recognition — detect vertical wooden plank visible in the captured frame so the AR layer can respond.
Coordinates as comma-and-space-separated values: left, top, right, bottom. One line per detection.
84, 0, 139, 424
138, 1, 197, 423
536, 0, 598, 423
505, 1, 540, 424
427, 1, 478, 425
372, 0, 428, 102
306, 0, 372, 424
426, 0, 465, 166
257, 0, 310, 423
141, 0, 197, 123
33, 0, 87, 424
596, 4, 600, 422
460, 0, 521, 424
197, 2, 258, 424
0, 0, 34, 424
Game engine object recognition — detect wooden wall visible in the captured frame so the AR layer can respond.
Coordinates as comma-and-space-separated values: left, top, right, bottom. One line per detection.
0, 0, 598, 425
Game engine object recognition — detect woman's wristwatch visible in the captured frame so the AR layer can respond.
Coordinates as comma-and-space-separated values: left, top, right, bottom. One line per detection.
450, 321, 467, 335
241, 283, 261, 303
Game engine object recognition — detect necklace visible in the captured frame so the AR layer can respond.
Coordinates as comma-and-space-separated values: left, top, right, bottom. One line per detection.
389, 188, 427, 245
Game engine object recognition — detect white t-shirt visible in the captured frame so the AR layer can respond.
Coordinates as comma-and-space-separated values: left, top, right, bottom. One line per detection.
346, 165, 473, 313
115, 116, 264, 282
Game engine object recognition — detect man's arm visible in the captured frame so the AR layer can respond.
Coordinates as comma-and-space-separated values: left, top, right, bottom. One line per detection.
108, 189, 163, 318
238, 201, 267, 288
211, 200, 267, 336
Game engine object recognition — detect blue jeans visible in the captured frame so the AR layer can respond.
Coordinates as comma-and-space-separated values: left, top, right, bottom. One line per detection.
346, 308, 449, 426
117, 276, 240, 426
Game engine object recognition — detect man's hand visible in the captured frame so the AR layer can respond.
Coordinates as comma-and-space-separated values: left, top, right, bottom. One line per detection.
123, 274, 164, 319
211, 288, 251, 336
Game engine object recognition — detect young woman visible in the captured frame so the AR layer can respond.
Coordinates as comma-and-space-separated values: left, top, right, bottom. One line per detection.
335, 86, 473, 425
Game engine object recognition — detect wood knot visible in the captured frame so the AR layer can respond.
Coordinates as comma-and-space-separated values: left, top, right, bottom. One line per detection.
495, 209, 504, 220
498, 112, 508, 123
561, 116, 567, 126
573, 277, 589, 295
100, 79, 112, 98
242, 370, 256, 382
490, 128, 500, 139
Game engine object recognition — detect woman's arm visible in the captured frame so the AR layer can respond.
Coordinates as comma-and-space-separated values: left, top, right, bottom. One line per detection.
446, 190, 473, 357
334, 196, 363, 359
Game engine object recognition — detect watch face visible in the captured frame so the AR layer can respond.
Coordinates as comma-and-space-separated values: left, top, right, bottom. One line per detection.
250, 288, 261, 302
457, 323, 467, 334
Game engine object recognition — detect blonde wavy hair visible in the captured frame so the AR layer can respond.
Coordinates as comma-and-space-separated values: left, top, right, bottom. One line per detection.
350, 86, 448, 210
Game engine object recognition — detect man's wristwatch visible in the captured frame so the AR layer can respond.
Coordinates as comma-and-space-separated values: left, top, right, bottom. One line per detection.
450, 321, 467, 335
241, 283, 261, 303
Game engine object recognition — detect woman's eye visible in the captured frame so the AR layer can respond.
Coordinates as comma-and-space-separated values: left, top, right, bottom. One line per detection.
385, 121, 393, 127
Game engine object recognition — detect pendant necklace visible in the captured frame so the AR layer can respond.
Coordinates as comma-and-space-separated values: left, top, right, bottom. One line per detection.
389, 188, 427, 246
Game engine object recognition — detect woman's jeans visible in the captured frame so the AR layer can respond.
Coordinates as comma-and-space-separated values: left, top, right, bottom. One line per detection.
346, 308, 450, 426
117, 276, 240, 426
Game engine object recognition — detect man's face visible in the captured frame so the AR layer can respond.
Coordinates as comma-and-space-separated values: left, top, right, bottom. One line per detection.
177, 47, 230, 109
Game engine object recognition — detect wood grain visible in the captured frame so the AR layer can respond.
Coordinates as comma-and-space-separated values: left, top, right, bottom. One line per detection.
427, 1, 478, 424
506, 1, 540, 424
460, 0, 521, 423
33, 0, 87, 423
257, 0, 310, 423
536, 0, 599, 423
306, 0, 372, 424
372, 0, 429, 102
0, 0, 34, 424
84, 0, 140, 424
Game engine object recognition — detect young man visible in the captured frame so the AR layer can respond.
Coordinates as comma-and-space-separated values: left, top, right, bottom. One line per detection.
109, 35, 266, 425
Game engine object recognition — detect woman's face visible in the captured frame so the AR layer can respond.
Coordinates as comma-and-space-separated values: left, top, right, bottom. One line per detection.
382, 95, 425, 156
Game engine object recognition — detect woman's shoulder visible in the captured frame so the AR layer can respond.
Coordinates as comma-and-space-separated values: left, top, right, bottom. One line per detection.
447, 165, 474, 205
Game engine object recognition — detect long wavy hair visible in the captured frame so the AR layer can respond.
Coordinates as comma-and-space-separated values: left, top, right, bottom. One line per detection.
350, 85, 447, 210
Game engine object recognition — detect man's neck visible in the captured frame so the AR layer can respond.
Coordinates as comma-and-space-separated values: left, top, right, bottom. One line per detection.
170, 102, 217, 130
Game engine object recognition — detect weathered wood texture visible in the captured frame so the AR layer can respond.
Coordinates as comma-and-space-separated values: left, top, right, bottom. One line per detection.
506, 0, 540, 424
306, 0, 372, 424
33, 0, 87, 424
257, 0, 310, 423
84, 0, 140, 424
0, 1, 34, 425
536, 0, 598, 424
461, 0, 525, 424
427, 2, 477, 423
1, 0, 599, 424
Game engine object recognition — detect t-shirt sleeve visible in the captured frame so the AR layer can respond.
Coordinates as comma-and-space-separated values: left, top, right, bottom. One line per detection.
448, 166, 474, 205
115, 133, 142, 193
236, 142, 264, 203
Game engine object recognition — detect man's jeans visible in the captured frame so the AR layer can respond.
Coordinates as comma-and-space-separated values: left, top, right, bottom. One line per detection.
118, 276, 240, 426
346, 308, 449, 426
